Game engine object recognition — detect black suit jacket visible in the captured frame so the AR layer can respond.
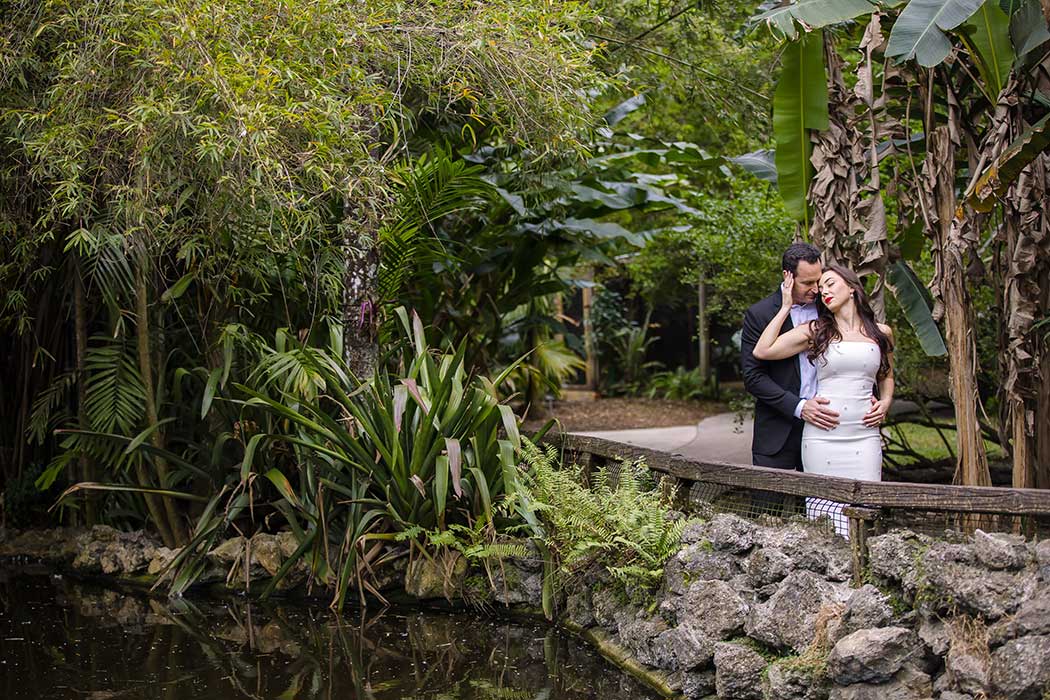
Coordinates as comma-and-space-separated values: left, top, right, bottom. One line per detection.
741, 290, 803, 457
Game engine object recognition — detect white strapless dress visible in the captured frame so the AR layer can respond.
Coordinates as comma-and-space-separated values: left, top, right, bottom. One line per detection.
801, 341, 883, 536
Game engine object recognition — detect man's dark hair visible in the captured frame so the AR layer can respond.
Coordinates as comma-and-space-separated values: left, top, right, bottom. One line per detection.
781, 243, 821, 273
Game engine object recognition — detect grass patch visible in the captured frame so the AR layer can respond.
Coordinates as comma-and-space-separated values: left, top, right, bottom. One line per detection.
885, 421, 1005, 465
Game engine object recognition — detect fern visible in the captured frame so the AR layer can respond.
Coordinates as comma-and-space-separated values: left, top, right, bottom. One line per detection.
518, 440, 690, 593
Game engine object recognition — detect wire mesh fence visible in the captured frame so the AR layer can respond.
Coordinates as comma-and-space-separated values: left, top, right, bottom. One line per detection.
550, 433, 1050, 545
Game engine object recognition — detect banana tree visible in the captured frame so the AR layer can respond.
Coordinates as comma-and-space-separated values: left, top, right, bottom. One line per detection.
754, 0, 1050, 487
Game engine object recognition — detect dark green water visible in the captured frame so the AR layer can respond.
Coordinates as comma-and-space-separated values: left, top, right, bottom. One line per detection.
0, 565, 660, 700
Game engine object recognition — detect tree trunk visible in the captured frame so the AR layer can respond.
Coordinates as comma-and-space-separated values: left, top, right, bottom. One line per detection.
133, 248, 184, 548
74, 262, 96, 525
583, 282, 597, 392
1037, 336, 1050, 489
927, 128, 992, 488
342, 229, 379, 380
697, 272, 709, 382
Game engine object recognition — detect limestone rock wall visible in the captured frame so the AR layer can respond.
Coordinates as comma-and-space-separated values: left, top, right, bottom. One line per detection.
552, 515, 1050, 700
3, 517, 1050, 700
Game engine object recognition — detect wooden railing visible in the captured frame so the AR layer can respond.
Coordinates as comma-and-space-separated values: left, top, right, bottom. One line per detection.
539, 432, 1050, 583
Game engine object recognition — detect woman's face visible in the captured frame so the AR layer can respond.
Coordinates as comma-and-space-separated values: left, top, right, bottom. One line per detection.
819, 271, 853, 313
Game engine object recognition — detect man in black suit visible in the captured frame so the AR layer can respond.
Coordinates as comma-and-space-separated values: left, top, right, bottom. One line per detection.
741, 243, 839, 508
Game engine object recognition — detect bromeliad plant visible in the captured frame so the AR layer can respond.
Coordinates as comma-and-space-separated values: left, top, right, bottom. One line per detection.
161, 308, 529, 608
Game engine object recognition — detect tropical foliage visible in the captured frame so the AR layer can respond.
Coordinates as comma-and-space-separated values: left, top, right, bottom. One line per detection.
754, 0, 1050, 488
518, 441, 688, 594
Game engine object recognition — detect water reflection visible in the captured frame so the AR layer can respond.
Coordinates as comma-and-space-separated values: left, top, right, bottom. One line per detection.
0, 566, 659, 700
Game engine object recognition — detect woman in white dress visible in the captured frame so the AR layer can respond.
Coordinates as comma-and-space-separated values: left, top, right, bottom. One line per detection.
752, 263, 895, 536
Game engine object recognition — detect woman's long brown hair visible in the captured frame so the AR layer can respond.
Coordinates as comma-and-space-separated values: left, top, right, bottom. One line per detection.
807, 263, 894, 381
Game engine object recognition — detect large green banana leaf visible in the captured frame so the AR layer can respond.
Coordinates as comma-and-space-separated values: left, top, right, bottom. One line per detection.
886, 0, 986, 66
773, 31, 829, 225
959, 1, 1015, 99
886, 260, 948, 356
753, 0, 876, 39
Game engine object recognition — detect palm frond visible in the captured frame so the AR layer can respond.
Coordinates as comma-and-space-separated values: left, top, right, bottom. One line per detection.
26, 371, 76, 445
378, 150, 494, 303
83, 336, 146, 434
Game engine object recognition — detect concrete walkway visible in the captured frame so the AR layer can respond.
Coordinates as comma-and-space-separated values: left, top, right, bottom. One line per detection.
572, 399, 927, 465
574, 411, 754, 464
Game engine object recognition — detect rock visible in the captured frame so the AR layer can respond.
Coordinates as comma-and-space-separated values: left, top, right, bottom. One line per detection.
665, 543, 743, 593
755, 523, 845, 578
745, 571, 849, 653
764, 658, 831, 700
276, 530, 300, 558
827, 627, 919, 685
937, 693, 973, 700
652, 625, 715, 672
591, 586, 621, 630
703, 514, 759, 554
208, 536, 246, 565
73, 527, 162, 575
491, 562, 543, 607
714, 642, 767, 700
827, 585, 893, 644
917, 617, 949, 657
989, 587, 1050, 645
917, 542, 1038, 620
972, 529, 1032, 570
827, 666, 931, 700
1036, 540, 1050, 582
944, 642, 989, 698
614, 609, 668, 667
988, 634, 1050, 700
867, 530, 931, 589
564, 587, 595, 629
661, 579, 749, 640
668, 668, 716, 698
680, 520, 710, 545
747, 546, 794, 587
403, 551, 466, 600
249, 533, 305, 590
251, 534, 282, 576
147, 546, 177, 575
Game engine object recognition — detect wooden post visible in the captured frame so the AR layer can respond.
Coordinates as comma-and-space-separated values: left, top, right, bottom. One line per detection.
843, 506, 878, 587
553, 293, 565, 344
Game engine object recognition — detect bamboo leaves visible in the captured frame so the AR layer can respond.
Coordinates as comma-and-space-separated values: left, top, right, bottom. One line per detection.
885, 0, 986, 66
773, 31, 829, 225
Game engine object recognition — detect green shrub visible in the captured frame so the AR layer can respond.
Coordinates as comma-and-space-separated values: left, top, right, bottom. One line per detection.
516, 441, 689, 593
161, 308, 530, 607
645, 366, 717, 401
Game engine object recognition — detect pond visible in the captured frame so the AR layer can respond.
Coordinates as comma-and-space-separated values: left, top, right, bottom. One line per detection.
0, 565, 662, 700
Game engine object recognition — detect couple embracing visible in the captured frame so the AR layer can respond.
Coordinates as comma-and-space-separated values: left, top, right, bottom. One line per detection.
741, 243, 895, 535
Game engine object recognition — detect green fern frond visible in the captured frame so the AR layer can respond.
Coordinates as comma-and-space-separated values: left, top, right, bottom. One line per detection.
519, 439, 690, 594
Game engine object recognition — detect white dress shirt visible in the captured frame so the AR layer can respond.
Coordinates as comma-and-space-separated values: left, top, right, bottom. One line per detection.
789, 302, 818, 418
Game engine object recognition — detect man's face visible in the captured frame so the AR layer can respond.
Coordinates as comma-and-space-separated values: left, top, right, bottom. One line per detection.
788, 260, 822, 305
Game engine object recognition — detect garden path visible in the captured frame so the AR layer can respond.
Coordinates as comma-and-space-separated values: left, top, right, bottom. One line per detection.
572, 400, 924, 464
573, 412, 753, 464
